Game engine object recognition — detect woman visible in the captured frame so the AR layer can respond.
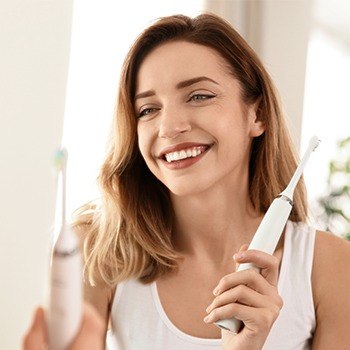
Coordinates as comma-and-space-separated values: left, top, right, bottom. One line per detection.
24, 13, 350, 350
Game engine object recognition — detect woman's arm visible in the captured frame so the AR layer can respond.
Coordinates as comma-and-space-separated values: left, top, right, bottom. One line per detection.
311, 230, 350, 348
83, 277, 116, 337
75, 223, 116, 337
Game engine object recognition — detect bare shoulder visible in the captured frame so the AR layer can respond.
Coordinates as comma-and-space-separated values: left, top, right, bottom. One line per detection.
311, 230, 350, 348
73, 222, 116, 324
312, 230, 350, 294
314, 229, 350, 254
313, 230, 350, 277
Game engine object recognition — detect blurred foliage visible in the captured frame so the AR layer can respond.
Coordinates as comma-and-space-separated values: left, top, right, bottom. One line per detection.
317, 136, 350, 240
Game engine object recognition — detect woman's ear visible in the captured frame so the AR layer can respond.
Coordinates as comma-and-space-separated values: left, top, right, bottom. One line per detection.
248, 100, 265, 137
249, 118, 265, 137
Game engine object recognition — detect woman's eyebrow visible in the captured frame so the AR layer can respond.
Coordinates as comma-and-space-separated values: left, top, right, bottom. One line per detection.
134, 76, 219, 101
135, 90, 155, 101
176, 76, 219, 89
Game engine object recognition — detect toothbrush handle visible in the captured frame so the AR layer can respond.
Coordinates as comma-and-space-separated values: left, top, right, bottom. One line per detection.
214, 197, 292, 333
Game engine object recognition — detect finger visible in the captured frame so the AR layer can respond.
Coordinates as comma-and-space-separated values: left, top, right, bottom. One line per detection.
234, 249, 280, 286
69, 303, 105, 350
204, 302, 280, 335
213, 268, 275, 297
204, 302, 255, 325
235, 244, 249, 271
22, 307, 47, 350
206, 284, 275, 314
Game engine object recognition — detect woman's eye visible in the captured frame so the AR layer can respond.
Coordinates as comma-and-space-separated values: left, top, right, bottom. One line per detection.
188, 94, 215, 102
138, 107, 157, 118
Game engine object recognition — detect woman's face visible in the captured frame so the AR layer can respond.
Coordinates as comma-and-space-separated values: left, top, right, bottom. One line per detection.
135, 41, 264, 196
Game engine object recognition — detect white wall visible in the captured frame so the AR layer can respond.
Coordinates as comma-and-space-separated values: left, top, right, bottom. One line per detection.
206, 0, 313, 149
0, 0, 73, 348
257, 0, 313, 149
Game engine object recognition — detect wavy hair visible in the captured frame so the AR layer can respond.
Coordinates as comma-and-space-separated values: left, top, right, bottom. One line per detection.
74, 13, 308, 287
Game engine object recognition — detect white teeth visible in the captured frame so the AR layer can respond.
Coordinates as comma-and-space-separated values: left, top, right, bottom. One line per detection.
164, 147, 205, 163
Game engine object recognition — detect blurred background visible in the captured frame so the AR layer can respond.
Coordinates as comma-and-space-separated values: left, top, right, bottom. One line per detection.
1, 0, 349, 348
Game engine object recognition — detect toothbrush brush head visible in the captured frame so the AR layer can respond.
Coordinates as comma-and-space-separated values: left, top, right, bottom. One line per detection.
309, 136, 321, 152
54, 148, 68, 171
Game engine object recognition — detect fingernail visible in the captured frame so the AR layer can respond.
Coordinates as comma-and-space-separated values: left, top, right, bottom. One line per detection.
203, 315, 210, 323
234, 252, 244, 261
206, 305, 212, 313
213, 287, 220, 296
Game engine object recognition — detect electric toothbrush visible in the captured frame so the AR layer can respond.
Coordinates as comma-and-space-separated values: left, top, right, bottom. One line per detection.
214, 136, 321, 333
47, 149, 83, 350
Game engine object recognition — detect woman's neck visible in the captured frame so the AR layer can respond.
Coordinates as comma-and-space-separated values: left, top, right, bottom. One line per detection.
170, 182, 263, 266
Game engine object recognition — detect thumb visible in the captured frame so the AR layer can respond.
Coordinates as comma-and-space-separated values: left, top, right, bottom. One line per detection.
22, 307, 47, 350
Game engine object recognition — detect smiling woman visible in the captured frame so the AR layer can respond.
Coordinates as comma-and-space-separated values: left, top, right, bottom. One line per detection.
135, 41, 264, 196
23, 12, 350, 350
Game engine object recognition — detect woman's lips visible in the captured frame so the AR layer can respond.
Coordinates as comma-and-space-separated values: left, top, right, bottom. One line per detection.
159, 142, 212, 159
159, 144, 212, 170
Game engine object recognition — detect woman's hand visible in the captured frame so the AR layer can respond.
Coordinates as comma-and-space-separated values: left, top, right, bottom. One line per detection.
22, 302, 105, 350
204, 245, 283, 350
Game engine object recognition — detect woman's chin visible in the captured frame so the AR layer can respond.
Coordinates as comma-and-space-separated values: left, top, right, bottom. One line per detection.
167, 182, 210, 198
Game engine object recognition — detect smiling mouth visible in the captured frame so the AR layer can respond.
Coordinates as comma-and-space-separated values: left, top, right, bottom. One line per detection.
162, 145, 210, 163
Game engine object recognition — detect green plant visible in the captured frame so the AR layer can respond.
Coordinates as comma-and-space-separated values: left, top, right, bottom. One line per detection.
317, 136, 350, 240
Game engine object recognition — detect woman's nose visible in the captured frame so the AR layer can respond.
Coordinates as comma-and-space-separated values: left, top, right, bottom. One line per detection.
158, 109, 191, 139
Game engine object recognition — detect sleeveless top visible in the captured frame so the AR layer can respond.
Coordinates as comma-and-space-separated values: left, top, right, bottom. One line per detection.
106, 221, 316, 349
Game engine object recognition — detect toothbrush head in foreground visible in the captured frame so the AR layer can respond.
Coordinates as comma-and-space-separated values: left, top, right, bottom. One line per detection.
54, 148, 68, 172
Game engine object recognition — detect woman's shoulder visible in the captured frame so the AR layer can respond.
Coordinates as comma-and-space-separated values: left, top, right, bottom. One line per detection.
315, 228, 350, 248
310, 230, 350, 346
312, 229, 350, 310
313, 229, 350, 272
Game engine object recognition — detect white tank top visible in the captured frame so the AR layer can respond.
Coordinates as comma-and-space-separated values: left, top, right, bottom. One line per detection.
107, 221, 316, 349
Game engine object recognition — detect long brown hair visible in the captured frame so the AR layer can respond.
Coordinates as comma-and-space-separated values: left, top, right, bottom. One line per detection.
74, 13, 308, 287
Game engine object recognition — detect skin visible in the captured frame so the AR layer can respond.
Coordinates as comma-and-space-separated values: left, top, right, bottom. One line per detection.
311, 231, 350, 348
22, 303, 105, 350
23, 40, 350, 349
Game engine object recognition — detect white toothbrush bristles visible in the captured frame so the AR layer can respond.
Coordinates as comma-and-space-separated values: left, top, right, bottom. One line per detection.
309, 135, 321, 152
280, 136, 321, 200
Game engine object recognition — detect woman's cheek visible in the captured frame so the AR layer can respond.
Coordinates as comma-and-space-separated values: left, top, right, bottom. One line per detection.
137, 127, 148, 158
137, 137, 156, 174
